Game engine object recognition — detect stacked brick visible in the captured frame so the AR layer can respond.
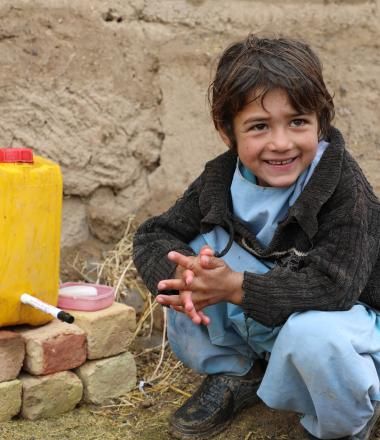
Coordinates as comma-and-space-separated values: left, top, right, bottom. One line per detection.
0, 302, 137, 422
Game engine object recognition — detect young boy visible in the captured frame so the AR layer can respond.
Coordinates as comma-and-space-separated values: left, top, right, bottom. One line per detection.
133, 35, 380, 439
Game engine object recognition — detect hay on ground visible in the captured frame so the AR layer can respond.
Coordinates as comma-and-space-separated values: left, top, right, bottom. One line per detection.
68, 217, 194, 419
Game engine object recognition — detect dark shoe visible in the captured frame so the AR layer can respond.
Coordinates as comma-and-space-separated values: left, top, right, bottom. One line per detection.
169, 360, 266, 439
352, 400, 380, 440
305, 431, 349, 440
305, 400, 380, 440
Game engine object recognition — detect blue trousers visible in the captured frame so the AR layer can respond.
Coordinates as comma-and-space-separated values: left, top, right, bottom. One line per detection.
168, 303, 380, 438
168, 304, 380, 439
168, 229, 380, 438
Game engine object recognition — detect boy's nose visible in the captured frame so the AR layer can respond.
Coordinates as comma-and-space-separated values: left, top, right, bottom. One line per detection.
269, 129, 293, 151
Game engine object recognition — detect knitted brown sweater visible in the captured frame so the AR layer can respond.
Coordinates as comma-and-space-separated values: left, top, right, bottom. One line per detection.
133, 127, 380, 326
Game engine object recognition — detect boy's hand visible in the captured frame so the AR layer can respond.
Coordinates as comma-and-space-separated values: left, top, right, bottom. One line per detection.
157, 247, 244, 317
157, 246, 213, 325
170, 296, 211, 325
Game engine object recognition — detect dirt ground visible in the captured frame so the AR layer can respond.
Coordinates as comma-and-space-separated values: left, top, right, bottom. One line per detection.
0, 398, 306, 440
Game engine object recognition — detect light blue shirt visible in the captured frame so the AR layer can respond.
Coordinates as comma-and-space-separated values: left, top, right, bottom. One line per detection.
233, 140, 329, 247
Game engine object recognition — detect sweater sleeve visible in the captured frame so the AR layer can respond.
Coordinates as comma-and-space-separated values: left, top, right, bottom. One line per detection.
133, 174, 204, 296
241, 168, 380, 327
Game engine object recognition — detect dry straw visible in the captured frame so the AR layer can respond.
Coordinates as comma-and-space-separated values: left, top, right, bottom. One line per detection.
69, 216, 193, 413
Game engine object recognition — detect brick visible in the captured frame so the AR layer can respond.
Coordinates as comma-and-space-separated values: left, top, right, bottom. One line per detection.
0, 380, 22, 421
0, 331, 25, 382
75, 351, 136, 404
20, 371, 83, 420
16, 320, 87, 375
68, 302, 136, 360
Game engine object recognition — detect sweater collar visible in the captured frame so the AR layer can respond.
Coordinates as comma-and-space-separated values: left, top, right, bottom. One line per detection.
287, 126, 345, 239
200, 126, 345, 241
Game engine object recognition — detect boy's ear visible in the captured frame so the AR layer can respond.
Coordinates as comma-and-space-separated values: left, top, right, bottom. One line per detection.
217, 127, 231, 148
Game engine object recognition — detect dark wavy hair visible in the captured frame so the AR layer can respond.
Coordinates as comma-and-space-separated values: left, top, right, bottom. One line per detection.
208, 35, 335, 150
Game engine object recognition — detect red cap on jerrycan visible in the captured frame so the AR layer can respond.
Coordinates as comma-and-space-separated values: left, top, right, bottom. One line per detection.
0, 148, 34, 163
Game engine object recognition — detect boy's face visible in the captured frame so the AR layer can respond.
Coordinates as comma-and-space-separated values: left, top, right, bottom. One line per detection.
224, 88, 319, 187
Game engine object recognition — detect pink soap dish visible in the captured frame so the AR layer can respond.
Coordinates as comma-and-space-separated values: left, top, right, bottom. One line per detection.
58, 282, 114, 311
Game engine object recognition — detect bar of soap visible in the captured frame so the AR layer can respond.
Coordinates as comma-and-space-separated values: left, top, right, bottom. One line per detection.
59, 285, 98, 297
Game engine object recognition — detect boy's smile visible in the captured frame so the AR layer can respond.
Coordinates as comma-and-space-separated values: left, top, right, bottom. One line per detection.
226, 88, 319, 187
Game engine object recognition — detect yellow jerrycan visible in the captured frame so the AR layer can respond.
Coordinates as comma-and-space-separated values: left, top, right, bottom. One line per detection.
0, 147, 63, 327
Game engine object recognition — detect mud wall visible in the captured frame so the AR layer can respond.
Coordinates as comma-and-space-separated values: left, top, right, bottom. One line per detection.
0, 0, 379, 248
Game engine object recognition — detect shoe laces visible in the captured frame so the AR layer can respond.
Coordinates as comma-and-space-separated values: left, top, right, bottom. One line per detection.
197, 375, 232, 413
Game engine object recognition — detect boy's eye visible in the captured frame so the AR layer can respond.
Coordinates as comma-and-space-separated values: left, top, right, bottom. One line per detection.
290, 119, 306, 127
250, 123, 267, 131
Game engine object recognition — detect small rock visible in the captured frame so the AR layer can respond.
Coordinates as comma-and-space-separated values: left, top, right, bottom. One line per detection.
102, 9, 123, 23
